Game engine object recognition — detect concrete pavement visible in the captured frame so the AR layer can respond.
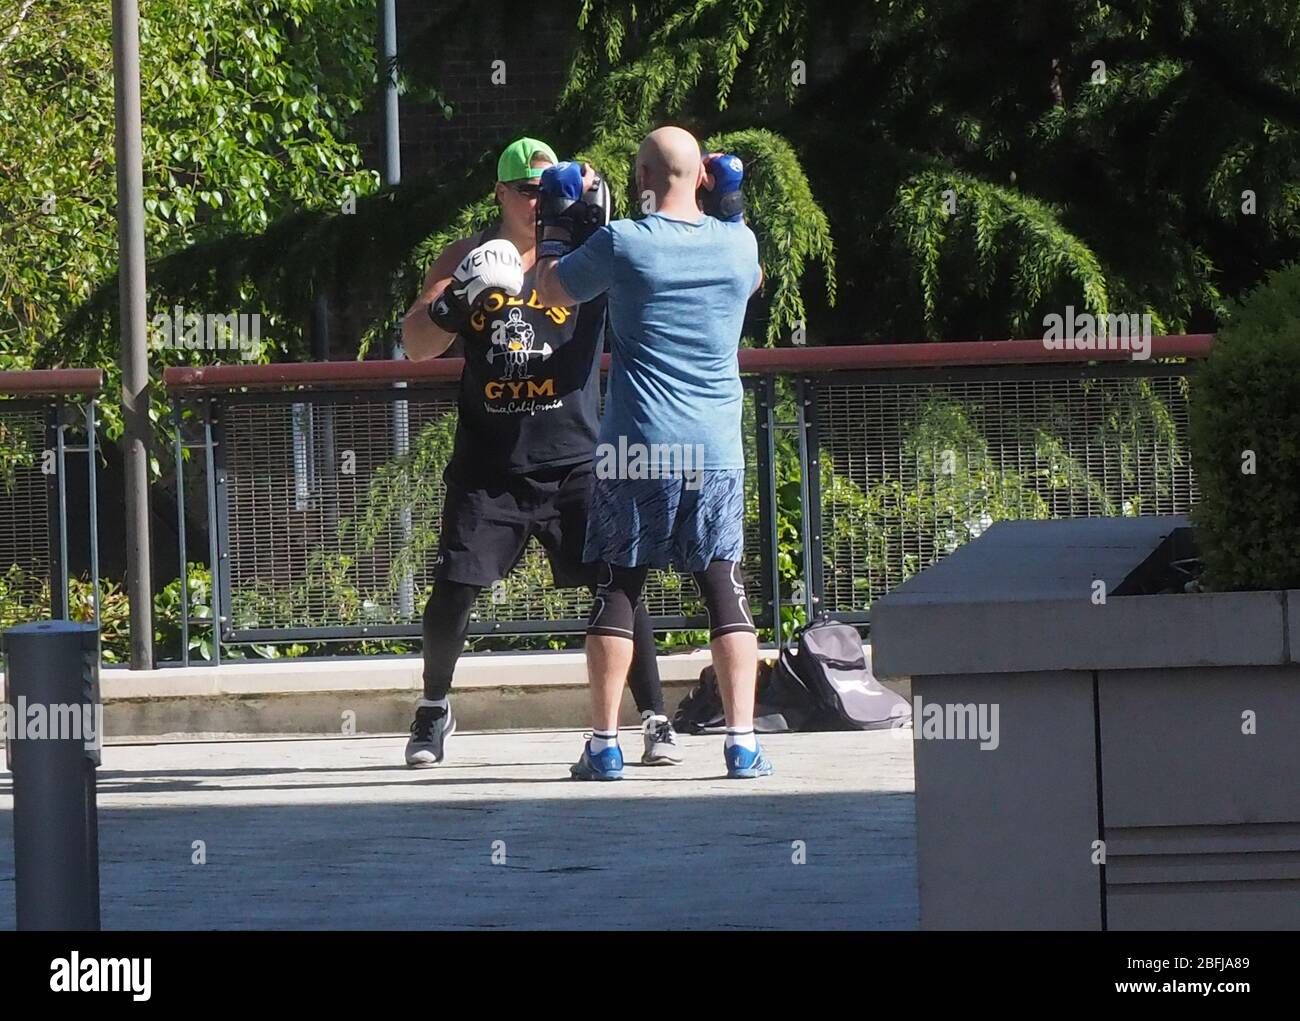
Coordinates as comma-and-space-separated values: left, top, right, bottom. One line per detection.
0, 728, 917, 930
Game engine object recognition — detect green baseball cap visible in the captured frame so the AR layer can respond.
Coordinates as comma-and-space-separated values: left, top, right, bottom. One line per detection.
497, 137, 558, 182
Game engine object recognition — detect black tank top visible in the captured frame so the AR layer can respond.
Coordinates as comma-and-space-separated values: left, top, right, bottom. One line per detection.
447, 224, 604, 482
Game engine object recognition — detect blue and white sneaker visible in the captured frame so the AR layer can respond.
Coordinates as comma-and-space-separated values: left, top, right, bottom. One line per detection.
570, 739, 624, 781
725, 741, 773, 779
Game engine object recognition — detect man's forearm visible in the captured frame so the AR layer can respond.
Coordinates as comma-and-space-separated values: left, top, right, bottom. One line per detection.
402, 297, 458, 361
533, 256, 574, 309
535, 160, 600, 309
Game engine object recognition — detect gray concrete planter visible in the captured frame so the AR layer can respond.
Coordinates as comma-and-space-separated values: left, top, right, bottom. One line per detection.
872, 515, 1300, 930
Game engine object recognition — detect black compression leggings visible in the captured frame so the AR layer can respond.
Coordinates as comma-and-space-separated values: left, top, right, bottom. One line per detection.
588, 560, 756, 641
421, 579, 665, 715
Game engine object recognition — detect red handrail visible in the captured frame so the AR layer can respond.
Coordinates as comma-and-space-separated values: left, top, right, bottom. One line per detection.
736, 334, 1213, 372
0, 369, 104, 397
162, 335, 1214, 392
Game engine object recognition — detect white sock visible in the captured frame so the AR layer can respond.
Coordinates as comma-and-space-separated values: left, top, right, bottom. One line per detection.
643, 712, 668, 727
417, 697, 449, 711
725, 728, 757, 751
589, 730, 619, 753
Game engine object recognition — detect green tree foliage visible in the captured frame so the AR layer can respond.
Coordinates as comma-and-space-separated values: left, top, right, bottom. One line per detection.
550, 0, 1300, 341
1189, 263, 1300, 591
45, 0, 844, 358
30, 0, 1300, 364
777, 0, 1300, 341
0, 0, 380, 435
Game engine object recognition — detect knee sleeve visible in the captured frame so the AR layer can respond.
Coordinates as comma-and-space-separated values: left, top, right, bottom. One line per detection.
694, 560, 755, 639
587, 575, 663, 713
587, 562, 649, 639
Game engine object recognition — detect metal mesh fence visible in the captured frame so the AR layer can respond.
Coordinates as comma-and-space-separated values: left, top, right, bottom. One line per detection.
218, 383, 768, 639
815, 368, 1198, 617
205, 362, 1197, 642
0, 405, 51, 612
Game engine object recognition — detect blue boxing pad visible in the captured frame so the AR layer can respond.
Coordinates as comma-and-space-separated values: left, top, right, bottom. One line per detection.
703, 153, 745, 222
537, 162, 610, 258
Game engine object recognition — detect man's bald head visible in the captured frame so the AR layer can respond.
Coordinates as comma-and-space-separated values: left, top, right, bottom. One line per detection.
637, 126, 706, 212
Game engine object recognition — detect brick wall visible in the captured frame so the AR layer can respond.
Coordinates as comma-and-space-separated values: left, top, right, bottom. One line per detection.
357, 1, 581, 181
358, 4, 863, 179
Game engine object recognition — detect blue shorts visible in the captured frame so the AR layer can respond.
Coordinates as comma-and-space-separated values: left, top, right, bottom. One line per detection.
583, 469, 746, 571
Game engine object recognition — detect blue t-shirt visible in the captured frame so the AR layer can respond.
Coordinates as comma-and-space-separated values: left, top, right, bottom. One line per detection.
556, 214, 761, 470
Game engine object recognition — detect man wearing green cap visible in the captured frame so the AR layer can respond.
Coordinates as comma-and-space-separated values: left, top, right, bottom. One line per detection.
399, 137, 679, 769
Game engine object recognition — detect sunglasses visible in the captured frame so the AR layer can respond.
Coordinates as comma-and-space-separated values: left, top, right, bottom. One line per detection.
507, 182, 541, 196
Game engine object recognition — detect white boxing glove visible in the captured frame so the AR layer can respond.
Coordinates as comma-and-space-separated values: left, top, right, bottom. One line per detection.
428, 238, 524, 333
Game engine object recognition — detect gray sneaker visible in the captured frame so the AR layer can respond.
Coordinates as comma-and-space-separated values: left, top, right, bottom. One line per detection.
405, 704, 456, 767
642, 715, 682, 765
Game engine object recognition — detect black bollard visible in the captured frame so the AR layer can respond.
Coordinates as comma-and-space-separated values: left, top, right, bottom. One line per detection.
3, 620, 102, 931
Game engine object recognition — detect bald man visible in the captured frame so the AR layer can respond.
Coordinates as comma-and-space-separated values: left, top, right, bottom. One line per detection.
534, 127, 771, 780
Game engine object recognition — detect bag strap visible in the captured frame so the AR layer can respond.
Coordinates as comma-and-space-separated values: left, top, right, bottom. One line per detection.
777, 642, 816, 695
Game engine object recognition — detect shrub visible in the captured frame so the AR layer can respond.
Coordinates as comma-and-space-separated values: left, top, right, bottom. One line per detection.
1189, 264, 1300, 591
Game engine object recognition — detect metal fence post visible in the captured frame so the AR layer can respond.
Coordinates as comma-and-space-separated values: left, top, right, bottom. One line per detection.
44, 401, 67, 620
380, 0, 414, 621
54, 399, 70, 620
174, 402, 191, 666
753, 376, 781, 633
4, 620, 102, 931
795, 377, 825, 621
204, 399, 224, 666
86, 398, 102, 635
803, 378, 825, 618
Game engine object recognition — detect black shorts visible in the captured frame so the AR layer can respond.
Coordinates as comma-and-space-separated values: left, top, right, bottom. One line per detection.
434, 461, 596, 590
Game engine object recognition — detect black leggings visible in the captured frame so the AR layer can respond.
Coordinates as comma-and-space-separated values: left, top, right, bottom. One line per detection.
421, 579, 665, 715
588, 560, 756, 640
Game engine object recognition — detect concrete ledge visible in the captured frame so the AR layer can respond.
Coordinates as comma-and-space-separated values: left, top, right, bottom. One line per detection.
100, 681, 707, 738
869, 515, 1300, 678
0, 648, 713, 701
0, 649, 714, 737
120, 648, 715, 698
0, 645, 897, 738
874, 590, 1289, 677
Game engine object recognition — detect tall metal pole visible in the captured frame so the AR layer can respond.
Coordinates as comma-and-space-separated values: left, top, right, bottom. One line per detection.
381, 0, 401, 189
382, 0, 414, 619
312, 292, 339, 534
112, 0, 154, 668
